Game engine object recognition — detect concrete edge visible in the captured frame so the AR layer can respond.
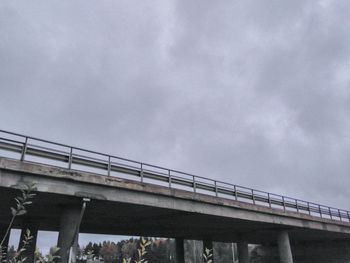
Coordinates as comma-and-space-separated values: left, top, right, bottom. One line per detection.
1, 157, 349, 230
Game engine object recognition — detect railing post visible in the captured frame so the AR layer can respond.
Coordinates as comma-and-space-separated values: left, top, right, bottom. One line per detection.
68, 147, 73, 169
329, 207, 333, 220
20, 137, 28, 161
107, 156, 111, 176
214, 181, 218, 197
319, 205, 322, 218
347, 211, 350, 222
252, 189, 255, 205
338, 209, 342, 221
140, 163, 144, 183
168, 170, 171, 188
296, 200, 299, 213
268, 193, 271, 208
234, 185, 238, 201
307, 202, 311, 215
282, 196, 286, 212
193, 176, 196, 193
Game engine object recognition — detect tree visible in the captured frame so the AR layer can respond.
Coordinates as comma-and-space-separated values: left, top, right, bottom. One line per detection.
92, 243, 101, 259
100, 242, 117, 263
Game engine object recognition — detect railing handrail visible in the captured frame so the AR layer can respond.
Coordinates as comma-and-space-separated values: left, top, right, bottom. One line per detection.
0, 129, 349, 223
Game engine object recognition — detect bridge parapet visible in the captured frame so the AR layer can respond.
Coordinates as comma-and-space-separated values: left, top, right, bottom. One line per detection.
0, 129, 349, 223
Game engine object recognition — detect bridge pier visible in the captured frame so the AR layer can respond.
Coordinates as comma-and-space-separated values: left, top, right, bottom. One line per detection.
57, 207, 81, 263
277, 231, 293, 263
18, 223, 38, 263
237, 241, 249, 263
175, 238, 185, 263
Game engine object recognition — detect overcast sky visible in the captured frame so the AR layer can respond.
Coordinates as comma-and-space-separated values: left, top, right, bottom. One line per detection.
1, 0, 350, 252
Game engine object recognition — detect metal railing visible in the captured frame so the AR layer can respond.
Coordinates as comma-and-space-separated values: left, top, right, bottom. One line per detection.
0, 129, 349, 223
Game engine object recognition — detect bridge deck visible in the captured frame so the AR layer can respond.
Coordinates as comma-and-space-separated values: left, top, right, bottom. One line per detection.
0, 129, 349, 222
1, 157, 350, 244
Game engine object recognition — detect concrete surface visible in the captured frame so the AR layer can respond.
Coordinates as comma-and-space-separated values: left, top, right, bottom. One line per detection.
277, 231, 293, 263
237, 241, 249, 263
175, 238, 185, 263
1, 157, 350, 263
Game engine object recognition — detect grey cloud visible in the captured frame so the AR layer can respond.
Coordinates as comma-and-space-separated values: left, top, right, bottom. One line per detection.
1, 0, 350, 217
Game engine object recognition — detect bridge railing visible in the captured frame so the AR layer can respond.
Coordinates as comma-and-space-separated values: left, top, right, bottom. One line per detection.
0, 129, 349, 223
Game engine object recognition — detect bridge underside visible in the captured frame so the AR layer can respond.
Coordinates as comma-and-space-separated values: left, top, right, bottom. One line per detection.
1, 186, 349, 245
1, 158, 350, 263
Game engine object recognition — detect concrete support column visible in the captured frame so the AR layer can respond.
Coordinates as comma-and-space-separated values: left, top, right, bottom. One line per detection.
237, 241, 249, 263
175, 238, 185, 263
203, 239, 214, 262
18, 224, 39, 263
57, 207, 81, 263
277, 231, 293, 263
232, 243, 238, 262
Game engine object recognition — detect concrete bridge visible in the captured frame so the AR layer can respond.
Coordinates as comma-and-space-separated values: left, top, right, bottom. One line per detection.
0, 130, 350, 263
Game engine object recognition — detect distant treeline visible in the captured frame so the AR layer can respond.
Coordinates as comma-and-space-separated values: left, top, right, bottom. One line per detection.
77, 237, 237, 263
6, 237, 264, 263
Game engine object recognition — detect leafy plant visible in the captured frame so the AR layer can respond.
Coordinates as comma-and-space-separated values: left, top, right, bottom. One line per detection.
135, 237, 151, 263
122, 237, 152, 263
35, 247, 60, 263
1, 183, 37, 248
202, 247, 213, 263
11, 229, 33, 263
85, 249, 94, 260
0, 183, 37, 263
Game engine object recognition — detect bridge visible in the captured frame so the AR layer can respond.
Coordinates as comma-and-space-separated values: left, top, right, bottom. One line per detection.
0, 130, 350, 263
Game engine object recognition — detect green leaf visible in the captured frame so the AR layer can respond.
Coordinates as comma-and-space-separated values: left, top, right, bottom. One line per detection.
145, 241, 151, 246
10, 207, 17, 216
17, 210, 27, 216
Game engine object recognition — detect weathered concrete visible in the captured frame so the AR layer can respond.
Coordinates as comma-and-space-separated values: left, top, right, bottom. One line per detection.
203, 239, 213, 262
18, 224, 38, 263
57, 207, 81, 263
277, 231, 293, 263
175, 238, 185, 263
232, 243, 238, 262
1, 158, 350, 245
237, 241, 249, 263
255, 240, 350, 263
1, 157, 350, 262
185, 240, 202, 263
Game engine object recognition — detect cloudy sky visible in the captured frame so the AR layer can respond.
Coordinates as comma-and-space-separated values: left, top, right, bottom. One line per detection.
1, 0, 350, 252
